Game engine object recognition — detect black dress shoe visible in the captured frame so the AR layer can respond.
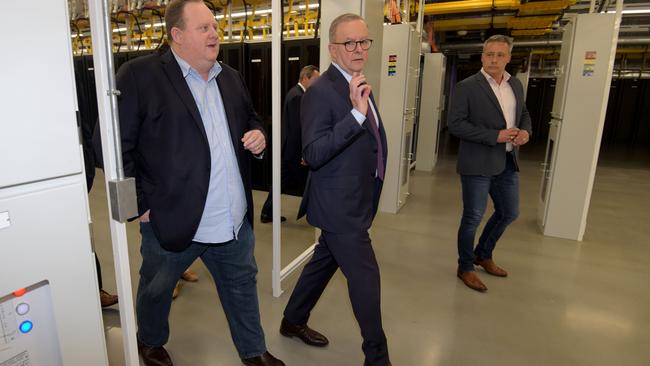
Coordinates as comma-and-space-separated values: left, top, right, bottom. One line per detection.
241, 351, 285, 366
279, 317, 329, 347
260, 214, 286, 223
137, 340, 173, 366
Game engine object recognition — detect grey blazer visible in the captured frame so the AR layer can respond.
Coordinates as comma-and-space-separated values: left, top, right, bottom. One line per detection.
447, 71, 532, 176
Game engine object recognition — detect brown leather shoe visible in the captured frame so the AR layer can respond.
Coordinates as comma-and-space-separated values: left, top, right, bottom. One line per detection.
172, 281, 182, 299
241, 351, 285, 366
137, 340, 173, 366
181, 270, 199, 282
279, 318, 329, 347
100, 289, 118, 307
457, 270, 487, 292
474, 258, 508, 277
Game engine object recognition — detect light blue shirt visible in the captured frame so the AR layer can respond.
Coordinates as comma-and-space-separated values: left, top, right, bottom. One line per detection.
172, 50, 246, 243
331, 62, 379, 128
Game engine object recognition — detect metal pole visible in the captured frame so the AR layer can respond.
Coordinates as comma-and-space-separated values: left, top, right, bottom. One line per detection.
87, 0, 139, 365
271, 0, 283, 297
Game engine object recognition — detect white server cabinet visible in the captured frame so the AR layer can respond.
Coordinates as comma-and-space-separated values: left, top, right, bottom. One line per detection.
538, 13, 619, 240
378, 23, 421, 213
0, 0, 109, 365
415, 53, 446, 172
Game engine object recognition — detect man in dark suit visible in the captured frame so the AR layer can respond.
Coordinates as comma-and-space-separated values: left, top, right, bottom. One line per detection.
260, 65, 319, 223
117, 1, 284, 365
448, 35, 532, 293
279, 14, 391, 366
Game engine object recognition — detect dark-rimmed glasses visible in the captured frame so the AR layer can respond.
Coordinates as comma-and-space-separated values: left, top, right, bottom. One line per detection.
331, 39, 373, 52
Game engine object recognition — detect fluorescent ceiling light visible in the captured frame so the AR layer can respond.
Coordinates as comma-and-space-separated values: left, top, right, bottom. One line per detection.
215, 3, 319, 19
606, 8, 650, 14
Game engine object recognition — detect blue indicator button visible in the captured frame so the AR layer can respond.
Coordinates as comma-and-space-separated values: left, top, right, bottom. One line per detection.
19, 321, 33, 333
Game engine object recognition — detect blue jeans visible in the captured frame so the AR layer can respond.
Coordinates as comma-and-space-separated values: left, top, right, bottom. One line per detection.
457, 153, 519, 273
136, 218, 266, 359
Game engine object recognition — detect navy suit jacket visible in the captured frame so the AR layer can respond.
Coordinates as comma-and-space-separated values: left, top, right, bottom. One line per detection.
281, 84, 304, 164
448, 71, 532, 176
118, 50, 264, 252
297, 64, 388, 233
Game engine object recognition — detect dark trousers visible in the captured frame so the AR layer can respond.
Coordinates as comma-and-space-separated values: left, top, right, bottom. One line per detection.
136, 218, 266, 359
283, 229, 390, 365
457, 153, 520, 272
260, 160, 307, 218
95, 253, 103, 290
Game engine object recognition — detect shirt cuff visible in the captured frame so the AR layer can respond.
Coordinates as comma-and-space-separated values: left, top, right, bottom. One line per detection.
351, 108, 366, 125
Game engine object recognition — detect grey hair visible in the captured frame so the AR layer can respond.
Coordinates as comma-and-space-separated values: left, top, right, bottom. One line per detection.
329, 13, 366, 43
483, 35, 514, 53
299, 65, 319, 81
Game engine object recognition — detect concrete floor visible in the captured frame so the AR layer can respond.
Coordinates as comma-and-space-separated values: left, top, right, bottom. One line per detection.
92, 147, 650, 366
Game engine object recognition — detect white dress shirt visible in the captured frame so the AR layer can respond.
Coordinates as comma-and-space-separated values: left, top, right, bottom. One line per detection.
481, 68, 516, 152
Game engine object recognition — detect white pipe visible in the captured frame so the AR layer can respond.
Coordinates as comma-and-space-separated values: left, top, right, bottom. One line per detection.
271, 0, 283, 298
417, 0, 425, 32
616, 0, 624, 17
87, 1, 139, 365
590, 0, 596, 13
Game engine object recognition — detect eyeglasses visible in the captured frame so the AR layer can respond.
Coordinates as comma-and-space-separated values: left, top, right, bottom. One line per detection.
331, 39, 373, 52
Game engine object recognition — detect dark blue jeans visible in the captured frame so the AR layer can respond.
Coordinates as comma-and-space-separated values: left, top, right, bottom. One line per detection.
457, 153, 519, 273
136, 218, 266, 359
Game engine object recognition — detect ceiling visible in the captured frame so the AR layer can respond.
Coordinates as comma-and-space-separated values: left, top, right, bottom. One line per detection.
423, 0, 650, 48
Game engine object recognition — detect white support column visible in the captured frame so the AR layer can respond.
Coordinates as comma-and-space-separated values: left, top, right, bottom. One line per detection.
271, 0, 283, 298
87, 1, 139, 365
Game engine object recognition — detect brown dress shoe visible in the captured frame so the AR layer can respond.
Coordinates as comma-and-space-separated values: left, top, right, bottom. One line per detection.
137, 340, 173, 366
474, 258, 508, 277
279, 318, 329, 347
457, 270, 487, 292
241, 351, 285, 366
172, 281, 182, 299
181, 270, 199, 282
100, 289, 118, 307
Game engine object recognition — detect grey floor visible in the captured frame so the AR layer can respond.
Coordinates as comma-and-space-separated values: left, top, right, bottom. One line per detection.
92, 147, 650, 366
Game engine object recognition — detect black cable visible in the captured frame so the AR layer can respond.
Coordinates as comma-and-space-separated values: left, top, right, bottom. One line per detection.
148, 8, 165, 49
203, 0, 217, 13
314, 0, 321, 40
281, 0, 286, 42
242, 0, 249, 42
111, 17, 124, 53
117, 11, 143, 51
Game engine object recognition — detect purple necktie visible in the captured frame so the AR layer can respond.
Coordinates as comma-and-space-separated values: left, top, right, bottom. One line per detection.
366, 106, 385, 181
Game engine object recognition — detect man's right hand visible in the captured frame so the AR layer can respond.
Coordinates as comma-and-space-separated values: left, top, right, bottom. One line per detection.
140, 209, 150, 223
497, 128, 520, 143
350, 72, 371, 116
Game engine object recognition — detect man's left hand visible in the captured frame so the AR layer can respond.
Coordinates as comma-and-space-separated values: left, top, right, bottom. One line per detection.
513, 130, 530, 146
242, 129, 266, 155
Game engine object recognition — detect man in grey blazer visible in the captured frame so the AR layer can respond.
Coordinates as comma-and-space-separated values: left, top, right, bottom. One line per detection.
448, 35, 532, 292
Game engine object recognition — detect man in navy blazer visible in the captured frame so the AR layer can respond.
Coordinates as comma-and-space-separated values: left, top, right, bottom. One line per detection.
259, 65, 319, 223
118, 1, 283, 365
279, 14, 391, 366
448, 35, 532, 292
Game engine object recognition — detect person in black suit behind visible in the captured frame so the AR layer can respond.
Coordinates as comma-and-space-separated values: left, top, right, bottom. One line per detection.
448, 35, 532, 293
260, 65, 319, 223
117, 1, 284, 365
279, 14, 391, 366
